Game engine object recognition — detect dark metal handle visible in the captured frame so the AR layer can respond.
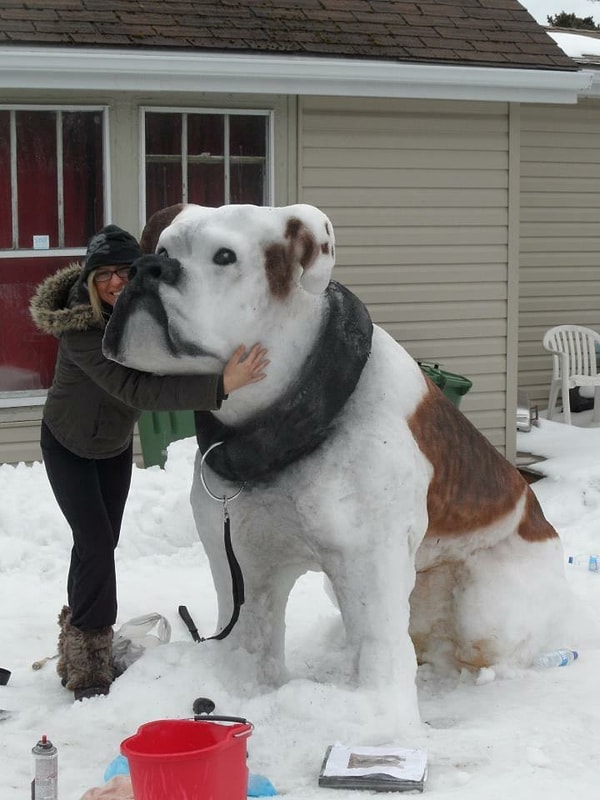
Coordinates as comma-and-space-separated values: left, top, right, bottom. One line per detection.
194, 714, 249, 724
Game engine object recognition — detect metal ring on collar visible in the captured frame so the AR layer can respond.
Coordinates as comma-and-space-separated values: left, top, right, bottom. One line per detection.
199, 441, 245, 502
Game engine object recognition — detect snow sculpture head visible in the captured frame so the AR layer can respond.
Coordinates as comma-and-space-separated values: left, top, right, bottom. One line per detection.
103, 203, 335, 375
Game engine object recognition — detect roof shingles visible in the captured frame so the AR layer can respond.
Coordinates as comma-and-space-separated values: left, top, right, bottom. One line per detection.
0, 0, 577, 71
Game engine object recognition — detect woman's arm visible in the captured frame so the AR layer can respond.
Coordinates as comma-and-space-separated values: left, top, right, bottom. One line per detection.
63, 330, 267, 411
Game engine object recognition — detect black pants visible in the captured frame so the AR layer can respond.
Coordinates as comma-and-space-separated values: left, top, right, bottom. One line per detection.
41, 422, 133, 631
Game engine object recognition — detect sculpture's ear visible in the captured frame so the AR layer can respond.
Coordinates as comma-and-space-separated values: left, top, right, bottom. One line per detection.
140, 203, 186, 254
284, 204, 336, 295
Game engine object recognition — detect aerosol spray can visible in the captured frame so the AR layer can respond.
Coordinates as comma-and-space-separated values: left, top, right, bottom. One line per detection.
31, 734, 58, 800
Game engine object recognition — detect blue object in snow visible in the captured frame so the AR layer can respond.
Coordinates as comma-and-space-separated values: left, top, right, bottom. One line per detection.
533, 649, 578, 668
103, 754, 130, 782
248, 772, 277, 796
568, 554, 600, 572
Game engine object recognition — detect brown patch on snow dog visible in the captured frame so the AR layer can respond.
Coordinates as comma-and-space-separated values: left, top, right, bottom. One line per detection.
409, 381, 557, 542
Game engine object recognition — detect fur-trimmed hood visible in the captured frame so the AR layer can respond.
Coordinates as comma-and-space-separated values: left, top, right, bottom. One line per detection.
30, 263, 101, 336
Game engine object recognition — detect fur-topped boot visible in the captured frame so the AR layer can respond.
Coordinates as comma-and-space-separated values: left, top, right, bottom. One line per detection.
61, 615, 115, 701
56, 605, 71, 686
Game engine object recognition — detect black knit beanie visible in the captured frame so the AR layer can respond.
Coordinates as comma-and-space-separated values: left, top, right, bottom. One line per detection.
81, 225, 142, 282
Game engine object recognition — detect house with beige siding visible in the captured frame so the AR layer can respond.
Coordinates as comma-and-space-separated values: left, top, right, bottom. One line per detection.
518, 29, 600, 413
0, 0, 596, 466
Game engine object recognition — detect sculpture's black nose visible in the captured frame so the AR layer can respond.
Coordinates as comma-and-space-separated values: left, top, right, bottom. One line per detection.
128, 254, 182, 287
102, 253, 183, 360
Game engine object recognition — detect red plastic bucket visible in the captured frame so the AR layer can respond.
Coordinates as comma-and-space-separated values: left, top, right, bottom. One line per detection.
120, 717, 252, 800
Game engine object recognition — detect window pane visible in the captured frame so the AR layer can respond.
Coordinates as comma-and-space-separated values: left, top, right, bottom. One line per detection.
188, 114, 224, 156
0, 111, 11, 249
145, 113, 182, 218
230, 115, 266, 157
230, 163, 265, 205
146, 112, 181, 155
16, 111, 58, 248
63, 111, 104, 246
188, 164, 225, 206
146, 163, 183, 219
0, 256, 64, 391
230, 116, 267, 205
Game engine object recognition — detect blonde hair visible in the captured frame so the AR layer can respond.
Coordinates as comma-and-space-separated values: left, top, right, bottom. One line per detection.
87, 271, 106, 324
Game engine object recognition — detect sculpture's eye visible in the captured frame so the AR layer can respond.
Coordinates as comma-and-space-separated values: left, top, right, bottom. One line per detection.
157, 246, 169, 257
213, 248, 237, 266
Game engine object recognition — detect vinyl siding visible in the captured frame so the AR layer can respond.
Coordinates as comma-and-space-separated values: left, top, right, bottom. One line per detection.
0, 405, 44, 465
299, 97, 512, 451
519, 100, 600, 411
1, 93, 518, 460
0, 404, 143, 466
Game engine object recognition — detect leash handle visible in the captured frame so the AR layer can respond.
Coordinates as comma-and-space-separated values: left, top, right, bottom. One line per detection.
179, 490, 245, 644
178, 605, 201, 642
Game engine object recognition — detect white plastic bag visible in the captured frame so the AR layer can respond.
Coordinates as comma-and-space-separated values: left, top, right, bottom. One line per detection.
112, 613, 171, 675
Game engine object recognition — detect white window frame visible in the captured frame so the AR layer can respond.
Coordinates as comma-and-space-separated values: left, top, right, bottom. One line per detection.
139, 106, 274, 231
0, 104, 111, 260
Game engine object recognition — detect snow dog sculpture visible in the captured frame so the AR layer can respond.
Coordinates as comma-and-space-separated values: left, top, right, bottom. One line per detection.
104, 203, 568, 725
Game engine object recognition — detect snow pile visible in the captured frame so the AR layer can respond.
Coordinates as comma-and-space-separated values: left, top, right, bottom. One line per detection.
1, 423, 600, 799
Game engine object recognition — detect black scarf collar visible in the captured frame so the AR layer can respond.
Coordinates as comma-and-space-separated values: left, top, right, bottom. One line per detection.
195, 281, 373, 484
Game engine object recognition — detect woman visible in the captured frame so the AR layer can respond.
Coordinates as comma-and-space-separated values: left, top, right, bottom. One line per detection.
30, 224, 268, 701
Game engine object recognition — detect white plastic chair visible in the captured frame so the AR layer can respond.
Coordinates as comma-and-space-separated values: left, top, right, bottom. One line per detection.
542, 325, 600, 425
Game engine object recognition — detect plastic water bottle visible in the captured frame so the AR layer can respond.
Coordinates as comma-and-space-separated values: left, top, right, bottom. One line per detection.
568, 554, 599, 572
31, 734, 58, 800
533, 649, 578, 668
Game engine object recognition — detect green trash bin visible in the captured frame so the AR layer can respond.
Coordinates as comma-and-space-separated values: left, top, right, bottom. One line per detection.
418, 362, 472, 408
138, 410, 196, 468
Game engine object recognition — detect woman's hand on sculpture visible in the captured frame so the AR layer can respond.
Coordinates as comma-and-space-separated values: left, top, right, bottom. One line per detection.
223, 344, 269, 394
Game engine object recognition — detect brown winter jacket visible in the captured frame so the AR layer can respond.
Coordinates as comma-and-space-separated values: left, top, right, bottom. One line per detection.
30, 263, 224, 459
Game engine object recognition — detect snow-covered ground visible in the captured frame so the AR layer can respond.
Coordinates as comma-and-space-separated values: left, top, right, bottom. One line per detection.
1, 414, 599, 799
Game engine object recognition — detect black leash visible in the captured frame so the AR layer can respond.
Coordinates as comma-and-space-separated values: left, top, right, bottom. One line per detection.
213, 500, 245, 639
179, 458, 246, 643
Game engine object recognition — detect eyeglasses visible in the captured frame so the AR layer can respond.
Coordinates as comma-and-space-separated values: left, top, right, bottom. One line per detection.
93, 266, 131, 283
